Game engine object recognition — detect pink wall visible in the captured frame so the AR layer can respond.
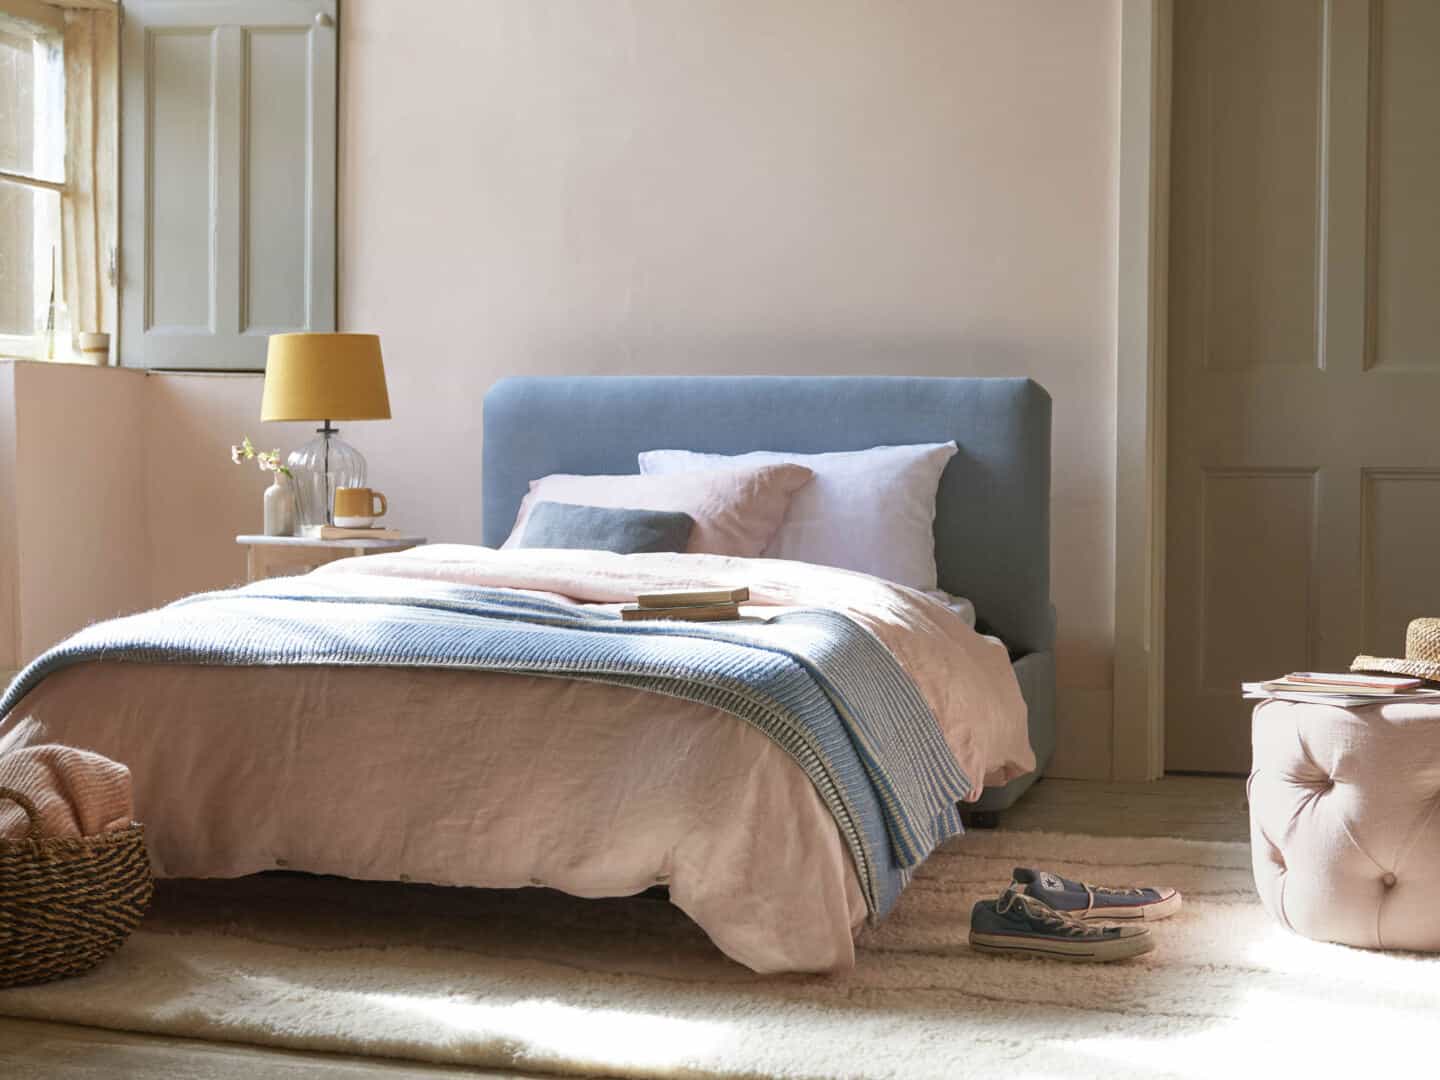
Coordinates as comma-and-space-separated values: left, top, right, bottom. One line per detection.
336, 0, 1123, 776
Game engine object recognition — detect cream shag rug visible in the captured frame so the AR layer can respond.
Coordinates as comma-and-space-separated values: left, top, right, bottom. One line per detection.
3, 830, 1437, 1079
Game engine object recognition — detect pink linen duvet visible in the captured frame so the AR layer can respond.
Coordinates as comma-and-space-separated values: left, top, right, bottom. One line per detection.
0, 546, 1030, 973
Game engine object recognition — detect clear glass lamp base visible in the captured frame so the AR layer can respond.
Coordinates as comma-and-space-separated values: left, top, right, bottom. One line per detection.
286, 428, 367, 530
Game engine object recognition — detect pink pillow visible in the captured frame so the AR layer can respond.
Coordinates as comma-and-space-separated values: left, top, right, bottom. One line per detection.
502, 464, 814, 558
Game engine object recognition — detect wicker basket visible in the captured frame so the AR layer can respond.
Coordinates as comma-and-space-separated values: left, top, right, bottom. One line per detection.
0, 786, 154, 988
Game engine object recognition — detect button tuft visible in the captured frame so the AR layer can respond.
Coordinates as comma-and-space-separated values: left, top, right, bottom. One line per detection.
1382, 871, 1397, 888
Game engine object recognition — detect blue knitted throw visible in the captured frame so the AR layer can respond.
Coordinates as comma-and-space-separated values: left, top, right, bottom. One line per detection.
0, 576, 971, 917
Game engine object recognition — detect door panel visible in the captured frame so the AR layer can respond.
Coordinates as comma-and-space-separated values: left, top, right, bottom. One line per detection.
1371, 0, 1440, 371
147, 30, 214, 331
244, 28, 312, 334
1198, 469, 1317, 694
1361, 470, 1440, 653
1167, 0, 1440, 773
1203, 0, 1322, 372
120, 0, 336, 369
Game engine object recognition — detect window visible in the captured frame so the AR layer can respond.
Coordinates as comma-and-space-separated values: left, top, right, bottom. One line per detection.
0, 6, 64, 359
0, 1, 117, 364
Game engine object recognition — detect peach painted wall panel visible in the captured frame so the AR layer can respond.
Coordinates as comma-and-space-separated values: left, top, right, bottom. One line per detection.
10, 363, 150, 661
0, 364, 18, 670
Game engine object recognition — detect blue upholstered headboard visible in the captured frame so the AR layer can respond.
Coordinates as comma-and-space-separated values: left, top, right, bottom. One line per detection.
482, 376, 1052, 656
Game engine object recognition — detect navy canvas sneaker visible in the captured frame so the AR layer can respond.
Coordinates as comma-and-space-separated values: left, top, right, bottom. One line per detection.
969, 886, 1154, 962
1011, 867, 1182, 921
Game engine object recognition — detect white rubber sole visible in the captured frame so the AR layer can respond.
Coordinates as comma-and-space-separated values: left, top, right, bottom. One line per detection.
969, 930, 1155, 963
1079, 890, 1183, 922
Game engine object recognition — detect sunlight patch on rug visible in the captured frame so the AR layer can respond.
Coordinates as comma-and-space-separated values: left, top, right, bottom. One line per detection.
365, 992, 732, 1068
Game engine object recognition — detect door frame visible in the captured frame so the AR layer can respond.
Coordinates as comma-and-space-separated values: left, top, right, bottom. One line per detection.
1112, 0, 1172, 781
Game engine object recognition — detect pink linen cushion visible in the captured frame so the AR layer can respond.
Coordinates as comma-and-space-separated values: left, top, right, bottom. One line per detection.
639, 443, 957, 590
501, 464, 814, 558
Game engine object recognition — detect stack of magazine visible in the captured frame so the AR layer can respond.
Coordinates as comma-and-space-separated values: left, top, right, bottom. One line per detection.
1243, 671, 1440, 707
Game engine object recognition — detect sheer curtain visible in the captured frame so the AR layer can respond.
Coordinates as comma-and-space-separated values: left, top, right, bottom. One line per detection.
60, 5, 117, 355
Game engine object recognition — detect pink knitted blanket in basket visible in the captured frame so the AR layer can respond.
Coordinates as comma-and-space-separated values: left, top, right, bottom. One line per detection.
0, 744, 133, 840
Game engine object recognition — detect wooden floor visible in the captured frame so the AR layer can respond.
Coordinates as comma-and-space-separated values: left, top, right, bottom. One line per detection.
0, 776, 1247, 1080
1001, 774, 1249, 843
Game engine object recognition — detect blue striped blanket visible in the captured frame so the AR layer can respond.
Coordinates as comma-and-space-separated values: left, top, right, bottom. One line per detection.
0, 576, 971, 918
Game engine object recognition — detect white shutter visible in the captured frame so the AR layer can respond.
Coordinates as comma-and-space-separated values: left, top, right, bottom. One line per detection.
120, 0, 336, 370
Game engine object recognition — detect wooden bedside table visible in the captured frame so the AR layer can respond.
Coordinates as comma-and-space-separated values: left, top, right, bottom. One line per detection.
237, 534, 427, 583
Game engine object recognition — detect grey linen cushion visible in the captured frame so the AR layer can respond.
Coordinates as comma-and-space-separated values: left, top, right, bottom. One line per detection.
517, 501, 696, 554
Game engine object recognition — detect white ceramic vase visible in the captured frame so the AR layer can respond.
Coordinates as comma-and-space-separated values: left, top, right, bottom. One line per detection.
263, 472, 297, 537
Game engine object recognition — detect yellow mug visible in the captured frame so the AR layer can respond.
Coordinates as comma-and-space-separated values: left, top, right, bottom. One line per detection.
333, 487, 388, 528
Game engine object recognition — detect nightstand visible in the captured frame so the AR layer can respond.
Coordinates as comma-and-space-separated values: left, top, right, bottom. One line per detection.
236, 534, 427, 583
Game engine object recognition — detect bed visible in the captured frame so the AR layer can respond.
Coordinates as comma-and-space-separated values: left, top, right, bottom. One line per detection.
482, 374, 1057, 816
0, 375, 1053, 974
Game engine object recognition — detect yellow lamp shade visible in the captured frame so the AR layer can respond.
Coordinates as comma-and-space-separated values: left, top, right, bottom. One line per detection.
261, 333, 391, 422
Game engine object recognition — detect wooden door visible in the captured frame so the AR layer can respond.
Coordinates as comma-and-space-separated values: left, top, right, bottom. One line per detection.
120, 0, 337, 369
1166, 0, 1440, 773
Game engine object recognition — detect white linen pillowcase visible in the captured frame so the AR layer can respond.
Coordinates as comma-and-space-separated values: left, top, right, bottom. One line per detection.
638, 442, 958, 590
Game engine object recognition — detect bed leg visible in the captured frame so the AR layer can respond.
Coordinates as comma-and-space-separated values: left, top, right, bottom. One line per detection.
965, 810, 1001, 830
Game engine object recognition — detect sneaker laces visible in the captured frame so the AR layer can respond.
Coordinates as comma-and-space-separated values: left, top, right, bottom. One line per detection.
1077, 881, 1149, 916
1086, 882, 1150, 896
995, 888, 1095, 936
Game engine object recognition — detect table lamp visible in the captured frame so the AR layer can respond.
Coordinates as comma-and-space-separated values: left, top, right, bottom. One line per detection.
261, 332, 391, 531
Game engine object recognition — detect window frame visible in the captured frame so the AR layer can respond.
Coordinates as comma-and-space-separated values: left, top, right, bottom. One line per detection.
0, 7, 67, 360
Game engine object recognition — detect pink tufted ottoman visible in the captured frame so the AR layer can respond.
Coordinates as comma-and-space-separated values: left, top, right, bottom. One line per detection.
1249, 699, 1440, 950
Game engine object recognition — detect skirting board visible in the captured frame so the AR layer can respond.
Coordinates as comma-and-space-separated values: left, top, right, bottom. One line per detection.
1047, 686, 1113, 781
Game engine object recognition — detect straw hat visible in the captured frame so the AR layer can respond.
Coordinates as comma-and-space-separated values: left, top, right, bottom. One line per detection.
1352, 618, 1440, 682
